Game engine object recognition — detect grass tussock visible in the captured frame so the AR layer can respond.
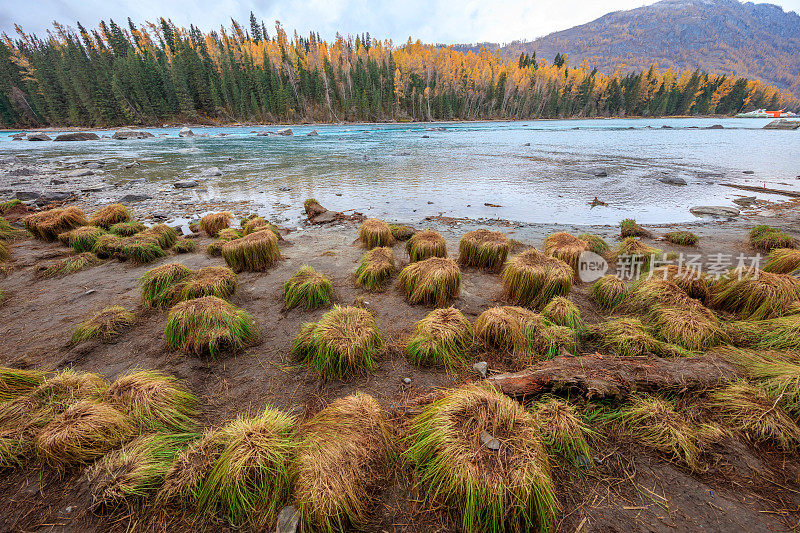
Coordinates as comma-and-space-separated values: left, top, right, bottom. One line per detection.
109, 221, 145, 236
0, 240, 9, 262
726, 314, 800, 351
105, 370, 199, 432
577, 233, 610, 255
711, 267, 800, 320
586, 317, 691, 357
648, 264, 711, 302
355, 247, 395, 290
406, 229, 447, 262
0, 199, 21, 214
389, 224, 416, 241
92, 234, 122, 258
221, 229, 281, 272
39, 253, 103, 278
88, 432, 197, 511
749, 225, 797, 253
24, 207, 88, 241
89, 203, 130, 228
717, 348, 800, 417
199, 212, 232, 237
294, 393, 393, 533
620, 218, 649, 238
664, 231, 699, 246
532, 398, 592, 461
143, 223, 179, 249
35, 400, 135, 469
763, 248, 800, 274
241, 216, 267, 235
358, 218, 393, 249
475, 306, 576, 364
0, 215, 25, 241
292, 306, 382, 378
541, 296, 582, 330
140, 262, 193, 307
217, 228, 242, 241
590, 275, 628, 311
206, 241, 223, 256
406, 307, 473, 369
710, 381, 800, 450
60, 225, 106, 253
165, 296, 258, 358
458, 229, 511, 271
158, 430, 227, 507
613, 238, 662, 271
501, 249, 573, 308
397, 257, 462, 307
179, 266, 237, 302
114, 234, 167, 263
283, 266, 333, 310
172, 238, 196, 253
406, 384, 557, 533
71, 306, 135, 344
0, 367, 46, 402
544, 232, 590, 274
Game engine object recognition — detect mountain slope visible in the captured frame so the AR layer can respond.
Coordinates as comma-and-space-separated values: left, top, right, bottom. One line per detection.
470, 0, 800, 97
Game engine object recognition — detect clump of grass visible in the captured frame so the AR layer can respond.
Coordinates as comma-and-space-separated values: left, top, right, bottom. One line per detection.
710, 381, 800, 450
304, 198, 323, 217
181, 266, 238, 302
294, 393, 393, 533
726, 315, 800, 351
0, 199, 21, 214
406, 307, 473, 369
544, 232, 590, 275
158, 430, 227, 507
206, 241, 223, 256
532, 398, 592, 461
105, 370, 198, 432
620, 218, 649, 238
0, 215, 25, 241
71, 306, 136, 344
577, 233, 610, 255
501, 248, 573, 308
143, 223, 179, 249
405, 384, 557, 533
397, 257, 462, 307
389, 224, 415, 241
283, 266, 333, 310
92, 234, 122, 258
717, 348, 800, 417
475, 306, 576, 364
109, 221, 145, 236
140, 262, 194, 307
355, 247, 395, 290
115, 234, 167, 263
541, 296, 582, 330
61, 226, 107, 253
241, 216, 267, 235
199, 212, 232, 237
613, 237, 662, 272
586, 317, 691, 357
217, 228, 242, 241
664, 231, 699, 246
0, 367, 46, 402
0, 240, 9, 262
616, 394, 716, 471
711, 267, 800, 320
88, 432, 197, 511
590, 275, 628, 311
35, 400, 135, 469
749, 225, 797, 252
406, 229, 447, 262
358, 218, 393, 249
221, 229, 281, 272
292, 306, 382, 378
647, 264, 711, 302
458, 229, 511, 272
172, 238, 196, 253
763, 248, 800, 274
89, 203, 130, 229
165, 296, 258, 358
24, 207, 88, 241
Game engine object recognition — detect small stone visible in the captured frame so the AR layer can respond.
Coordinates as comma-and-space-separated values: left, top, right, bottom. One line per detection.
594, 170, 608, 177
26, 133, 52, 141
480, 430, 501, 450
523, 142, 530, 146
118, 194, 151, 203
84, 289, 96, 296
174, 180, 199, 189
275, 505, 299, 533
276, 128, 293, 136
658, 176, 687, 186
66, 169, 95, 178
201, 167, 222, 176
307, 130, 319, 136
403, 377, 411, 384
473, 361, 488, 378
279, 186, 292, 191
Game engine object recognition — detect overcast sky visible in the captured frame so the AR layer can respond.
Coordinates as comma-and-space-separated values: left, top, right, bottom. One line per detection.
2, 0, 799, 44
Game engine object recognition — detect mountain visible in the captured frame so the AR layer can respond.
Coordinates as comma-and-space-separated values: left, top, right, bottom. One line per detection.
454, 0, 800, 97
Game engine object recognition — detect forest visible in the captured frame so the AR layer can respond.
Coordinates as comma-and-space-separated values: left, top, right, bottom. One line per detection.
1, 15, 798, 127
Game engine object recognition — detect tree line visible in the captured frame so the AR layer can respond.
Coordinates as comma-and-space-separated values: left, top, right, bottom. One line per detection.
1, 15, 797, 127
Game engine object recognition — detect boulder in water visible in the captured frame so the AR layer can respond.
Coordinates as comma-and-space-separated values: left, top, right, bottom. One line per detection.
276, 128, 293, 136
201, 167, 222, 176
178, 127, 194, 137
174, 179, 199, 188
112, 128, 155, 140
26, 133, 52, 141
307, 130, 319, 136
763, 119, 800, 130
689, 206, 740, 218
658, 176, 687, 186
54, 132, 100, 141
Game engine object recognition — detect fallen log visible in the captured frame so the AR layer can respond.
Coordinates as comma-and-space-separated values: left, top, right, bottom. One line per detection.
486, 353, 738, 399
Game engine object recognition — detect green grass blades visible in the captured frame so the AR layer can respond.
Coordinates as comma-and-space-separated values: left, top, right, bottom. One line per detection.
749, 225, 797, 253
179, 266, 237, 302
105, 370, 199, 432
716, 348, 800, 418
61, 225, 106, 253
71, 306, 136, 344
158, 429, 228, 507
620, 218, 648, 238
0, 199, 21, 214
118, 234, 167, 263
109, 221, 145, 236
711, 267, 800, 320
664, 230, 699, 246
89, 203, 131, 229
283, 266, 333, 310
725, 314, 800, 351
406, 307, 473, 369
501, 249, 572, 309
172, 238, 196, 253
143, 223, 179, 249
405, 229, 447, 262
165, 296, 258, 358
0, 240, 9, 262
763, 247, 800, 274
710, 380, 800, 451
589, 274, 628, 311
92, 233, 123, 258
0, 367, 46, 402
647, 264, 711, 302
358, 218, 393, 249
541, 296, 582, 330
586, 317, 692, 357
140, 262, 193, 307
458, 229, 511, 271
355, 247, 395, 290
577, 233, 610, 255
292, 306, 382, 378
531, 398, 592, 462
397, 257, 462, 307
613, 237, 662, 272
405, 384, 557, 533
389, 224, 416, 241
199, 212, 232, 237
294, 393, 393, 533
221, 229, 281, 272
0, 215, 25, 241
88, 432, 197, 511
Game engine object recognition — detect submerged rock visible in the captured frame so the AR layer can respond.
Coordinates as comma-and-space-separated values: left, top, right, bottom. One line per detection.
26, 133, 52, 141
763, 119, 800, 130
54, 132, 100, 141
306, 130, 319, 136
733, 196, 758, 207
6, 167, 37, 177
690, 206, 740, 218
276, 128, 293, 136
201, 167, 222, 176
659, 176, 687, 186
112, 129, 155, 140
65, 169, 95, 178
11, 132, 26, 140
118, 194, 152, 203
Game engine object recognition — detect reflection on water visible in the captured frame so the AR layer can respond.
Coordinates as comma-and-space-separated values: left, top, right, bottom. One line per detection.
2, 118, 799, 225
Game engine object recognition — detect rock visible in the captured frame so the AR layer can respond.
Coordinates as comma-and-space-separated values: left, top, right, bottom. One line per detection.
0, 155, 20, 165
275, 505, 299, 533
658, 176, 687, 186
256, 131, 273, 136
276, 128, 293, 136
421, 135, 430, 138
704, 124, 724, 130
426, 127, 446, 131
15, 191, 41, 201
310, 210, 338, 224
118, 194, 151, 203
50, 178, 66, 185
178, 127, 194, 137
174, 180, 199, 188
523, 142, 530, 146
26, 133, 52, 141
590, 196, 608, 207
473, 361, 488, 378
763, 119, 800, 130
112, 129, 155, 140
743, 170, 755, 175
480, 430, 501, 451
11, 132, 26, 140
733, 196, 757, 207
660, 125, 673, 129
124, 161, 140, 169
54, 132, 100, 141
83, 162, 104, 169
307, 130, 319, 136
66, 169, 94, 178
403, 377, 411, 384
6, 167, 37, 177
17, 191, 73, 204
594, 170, 608, 177
201, 167, 222, 176
279, 186, 292, 191
689, 206, 740, 218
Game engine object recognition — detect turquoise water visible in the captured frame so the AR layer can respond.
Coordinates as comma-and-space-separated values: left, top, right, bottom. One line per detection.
2, 118, 798, 225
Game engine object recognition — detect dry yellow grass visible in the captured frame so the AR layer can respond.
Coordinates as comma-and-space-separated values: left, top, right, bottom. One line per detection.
397, 257, 461, 307
502, 248, 573, 308
199, 212, 232, 237
544, 232, 590, 275
358, 219, 393, 249
89, 203, 130, 228
406, 229, 447, 262
24, 207, 88, 241
458, 229, 511, 271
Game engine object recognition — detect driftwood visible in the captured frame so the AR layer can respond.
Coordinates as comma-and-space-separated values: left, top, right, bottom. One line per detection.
486, 353, 738, 399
